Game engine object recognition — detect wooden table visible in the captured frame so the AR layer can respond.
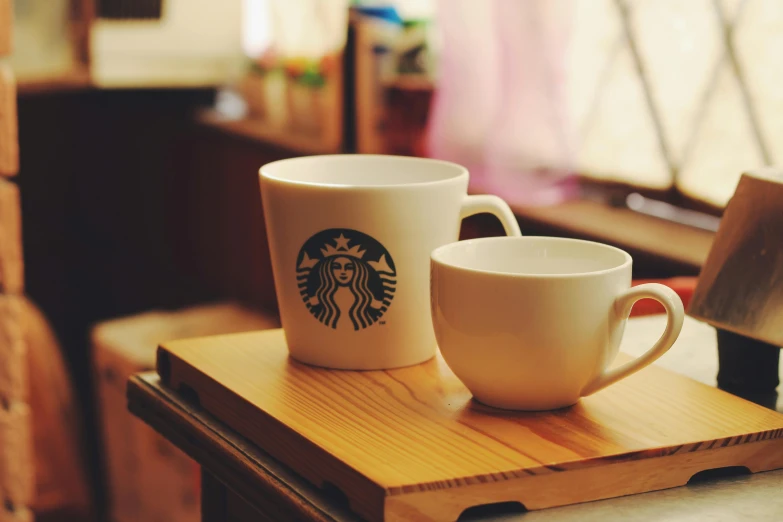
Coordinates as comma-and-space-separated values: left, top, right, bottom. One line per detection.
128, 317, 783, 521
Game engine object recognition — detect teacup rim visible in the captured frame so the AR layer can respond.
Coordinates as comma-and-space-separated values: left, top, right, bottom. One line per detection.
259, 154, 469, 189
431, 236, 633, 279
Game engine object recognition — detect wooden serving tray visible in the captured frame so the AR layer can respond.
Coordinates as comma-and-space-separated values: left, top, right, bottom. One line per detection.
156, 329, 783, 522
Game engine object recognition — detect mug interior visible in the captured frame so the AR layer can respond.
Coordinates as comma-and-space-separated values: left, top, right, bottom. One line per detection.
260, 154, 467, 187
432, 237, 631, 277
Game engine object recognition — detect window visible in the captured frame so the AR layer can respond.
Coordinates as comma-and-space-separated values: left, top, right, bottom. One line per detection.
571, 0, 783, 208
239, 1, 783, 208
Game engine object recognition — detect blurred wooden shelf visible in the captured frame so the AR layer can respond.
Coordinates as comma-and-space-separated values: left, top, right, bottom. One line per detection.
382, 76, 434, 92
511, 199, 714, 273
17, 70, 93, 95
197, 110, 342, 156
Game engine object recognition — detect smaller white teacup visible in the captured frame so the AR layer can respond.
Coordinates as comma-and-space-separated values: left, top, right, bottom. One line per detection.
430, 237, 684, 411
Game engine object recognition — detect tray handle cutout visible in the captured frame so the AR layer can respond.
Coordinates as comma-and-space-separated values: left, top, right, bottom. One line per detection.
688, 466, 751, 485
321, 481, 351, 511
176, 382, 201, 409
458, 501, 527, 521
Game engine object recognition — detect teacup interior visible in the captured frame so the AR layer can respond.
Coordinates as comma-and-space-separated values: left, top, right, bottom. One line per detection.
261, 155, 465, 187
433, 237, 630, 276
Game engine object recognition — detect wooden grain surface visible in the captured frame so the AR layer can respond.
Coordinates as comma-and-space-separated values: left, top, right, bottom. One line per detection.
0, 179, 23, 294
158, 329, 783, 521
129, 371, 783, 522
0, 64, 17, 176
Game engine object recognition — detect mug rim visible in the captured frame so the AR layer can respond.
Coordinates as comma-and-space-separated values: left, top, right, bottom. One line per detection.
431, 236, 632, 279
259, 154, 468, 189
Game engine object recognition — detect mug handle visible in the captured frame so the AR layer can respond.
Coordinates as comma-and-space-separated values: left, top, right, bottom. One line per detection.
581, 283, 685, 396
460, 195, 522, 236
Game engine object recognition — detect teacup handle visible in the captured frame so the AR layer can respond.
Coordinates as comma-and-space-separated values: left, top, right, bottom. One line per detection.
460, 195, 522, 236
581, 283, 684, 396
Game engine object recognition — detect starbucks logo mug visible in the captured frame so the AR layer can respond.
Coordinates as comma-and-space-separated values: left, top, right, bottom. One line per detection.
260, 154, 521, 369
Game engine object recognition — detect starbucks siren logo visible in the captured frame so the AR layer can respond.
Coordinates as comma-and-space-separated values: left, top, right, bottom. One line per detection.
296, 228, 396, 330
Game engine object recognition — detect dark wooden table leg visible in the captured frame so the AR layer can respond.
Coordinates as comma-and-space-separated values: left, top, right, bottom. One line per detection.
717, 329, 780, 410
201, 467, 278, 522
201, 470, 228, 522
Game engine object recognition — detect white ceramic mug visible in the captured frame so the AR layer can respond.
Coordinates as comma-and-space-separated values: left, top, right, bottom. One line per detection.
430, 236, 684, 410
260, 154, 521, 369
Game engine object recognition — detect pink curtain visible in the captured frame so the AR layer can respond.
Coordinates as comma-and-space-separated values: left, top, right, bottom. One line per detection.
426, 0, 578, 206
